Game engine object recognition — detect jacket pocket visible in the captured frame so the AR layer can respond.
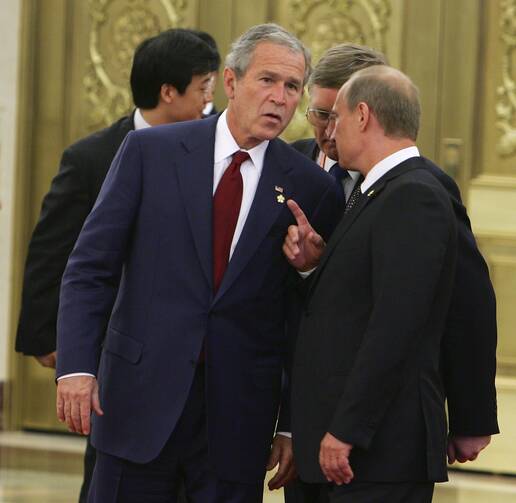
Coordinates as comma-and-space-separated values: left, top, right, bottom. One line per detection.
103, 328, 143, 364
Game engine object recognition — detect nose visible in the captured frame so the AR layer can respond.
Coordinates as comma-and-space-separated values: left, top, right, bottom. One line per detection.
270, 82, 287, 105
326, 120, 336, 140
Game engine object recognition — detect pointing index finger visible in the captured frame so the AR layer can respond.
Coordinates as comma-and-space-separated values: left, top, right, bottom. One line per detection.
287, 199, 309, 227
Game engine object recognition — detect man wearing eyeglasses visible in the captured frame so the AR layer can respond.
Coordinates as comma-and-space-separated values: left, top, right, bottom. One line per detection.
285, 44, 498, 503
291, 45, 387, 212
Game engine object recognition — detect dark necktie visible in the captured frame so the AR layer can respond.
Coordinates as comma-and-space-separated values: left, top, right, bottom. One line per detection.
345, 177, 363, 213
212, 150, 250, 293
328, 163, 349, 204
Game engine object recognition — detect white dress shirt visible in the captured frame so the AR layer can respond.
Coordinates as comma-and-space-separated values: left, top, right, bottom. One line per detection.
133, 108, 151, 130
214, 110, 268, 258
317, 150, 361, 202
360, 146, 420, 194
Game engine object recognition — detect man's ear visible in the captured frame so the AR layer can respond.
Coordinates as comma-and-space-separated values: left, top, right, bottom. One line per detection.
357, 102, 370, 132
160, 83, 178, 104
223, 67, 237, 100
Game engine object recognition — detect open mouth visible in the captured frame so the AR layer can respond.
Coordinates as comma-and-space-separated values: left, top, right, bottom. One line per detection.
263, 113, 282, 123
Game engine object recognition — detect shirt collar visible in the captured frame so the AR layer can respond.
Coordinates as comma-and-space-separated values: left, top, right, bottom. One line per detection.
317, 150, 361, 183
214, 110, 269, 169
361, 146, 420, 193
134, 108, 152, 130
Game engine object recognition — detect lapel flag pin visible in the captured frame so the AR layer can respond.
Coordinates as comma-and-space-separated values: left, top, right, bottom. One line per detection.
275, 185, 284, 193
277, 194, 286, 204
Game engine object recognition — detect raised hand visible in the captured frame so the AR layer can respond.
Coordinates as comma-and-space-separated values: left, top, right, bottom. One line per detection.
282, 199, 325, 272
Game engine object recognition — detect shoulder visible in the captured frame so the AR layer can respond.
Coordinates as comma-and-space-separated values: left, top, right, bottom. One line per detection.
273, 138, 331, 184
290, 138, 318, 157
384, 164, 454, 214
131, 115, 216, 151
64, 115, 133, 164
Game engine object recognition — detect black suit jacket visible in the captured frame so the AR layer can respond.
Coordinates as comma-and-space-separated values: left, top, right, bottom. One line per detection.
16, 114, 134, 356
291, 138, 498, 437
292, 157, 458, 483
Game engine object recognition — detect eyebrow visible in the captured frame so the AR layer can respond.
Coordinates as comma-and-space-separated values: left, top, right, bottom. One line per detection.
259, 70, 302, 87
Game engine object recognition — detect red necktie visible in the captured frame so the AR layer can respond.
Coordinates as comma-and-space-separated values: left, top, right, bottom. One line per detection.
212, 150, 250, 293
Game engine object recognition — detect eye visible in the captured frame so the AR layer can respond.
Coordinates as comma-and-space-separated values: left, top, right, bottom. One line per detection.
286, 82, 300, 92
261, 77, 273, 84
314, 110, 330, 120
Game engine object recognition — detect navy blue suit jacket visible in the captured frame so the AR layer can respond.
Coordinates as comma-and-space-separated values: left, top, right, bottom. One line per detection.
56, 115, 340, 483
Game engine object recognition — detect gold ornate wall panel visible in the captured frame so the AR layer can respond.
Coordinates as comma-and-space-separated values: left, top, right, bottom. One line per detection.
276, 0, 394, 141
493, 1, 516, 161
478, 0, 516, 177
72, 0, 198, 138
477, 236, 516, 373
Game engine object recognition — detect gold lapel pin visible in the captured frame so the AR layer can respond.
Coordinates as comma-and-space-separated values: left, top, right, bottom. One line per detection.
367, 189, 375, 197
275, 185, 284, 193
277, 194, 286, 204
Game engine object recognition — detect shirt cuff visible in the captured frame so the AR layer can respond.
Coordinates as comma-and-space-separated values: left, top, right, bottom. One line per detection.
57, 372, 95, 381
276, 431, 292, 438
298, 267, 316, 279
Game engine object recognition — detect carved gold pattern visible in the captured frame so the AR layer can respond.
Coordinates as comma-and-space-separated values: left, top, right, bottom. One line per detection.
496, 0, 516, 157
283, 0, 391, 142
85, 0, 186, 130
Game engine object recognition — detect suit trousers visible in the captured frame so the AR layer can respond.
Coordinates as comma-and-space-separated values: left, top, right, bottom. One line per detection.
87, 365, 263, 503
284, 479, 326, 503
285, 481, 434, 503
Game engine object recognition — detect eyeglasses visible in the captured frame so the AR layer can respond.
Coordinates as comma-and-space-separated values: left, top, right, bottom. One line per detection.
305, 108, 337, 126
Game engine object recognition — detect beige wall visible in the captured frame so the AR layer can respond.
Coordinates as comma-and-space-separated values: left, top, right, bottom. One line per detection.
0, 0, 21, 382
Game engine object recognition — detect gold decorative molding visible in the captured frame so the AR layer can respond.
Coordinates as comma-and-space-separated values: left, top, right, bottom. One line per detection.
496, 0, 516, 157
282, 0, 391, 142
85, 0, 187, 130
470, 174, 516, 189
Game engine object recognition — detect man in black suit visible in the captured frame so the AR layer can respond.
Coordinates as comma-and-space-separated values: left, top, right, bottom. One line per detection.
283, 65, 480, 502
15, 28, 219, 502
285, 44, 498, 503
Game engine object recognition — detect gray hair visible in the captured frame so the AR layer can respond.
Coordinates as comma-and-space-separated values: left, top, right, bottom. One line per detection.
309, 43, 387, 90
344, 65, 420, 141
225, 23, 312, 85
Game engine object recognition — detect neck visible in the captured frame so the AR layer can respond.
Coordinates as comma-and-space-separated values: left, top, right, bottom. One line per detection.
225, 107, 260, 150
140, 108, 172, 127
358, 137, 415, 176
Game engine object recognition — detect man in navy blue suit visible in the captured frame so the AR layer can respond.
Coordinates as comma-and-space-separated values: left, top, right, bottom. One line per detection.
55, 23, 340, 503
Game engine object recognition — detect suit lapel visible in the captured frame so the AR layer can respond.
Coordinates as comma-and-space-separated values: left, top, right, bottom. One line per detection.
175, 116, 219, 290
306, 188, 372, 300
306, 160, 423, 301
213, 140, 292, 304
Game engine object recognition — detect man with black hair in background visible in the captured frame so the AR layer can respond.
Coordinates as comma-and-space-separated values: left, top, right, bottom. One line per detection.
15, 28, 219, 502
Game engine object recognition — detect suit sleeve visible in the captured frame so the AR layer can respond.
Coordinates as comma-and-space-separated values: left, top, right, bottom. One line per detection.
56, 132, 143, 378
431, 170, 499, 435
15, 148, 93, 356
328, 183, 456, 449
442, 200, 499, 435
